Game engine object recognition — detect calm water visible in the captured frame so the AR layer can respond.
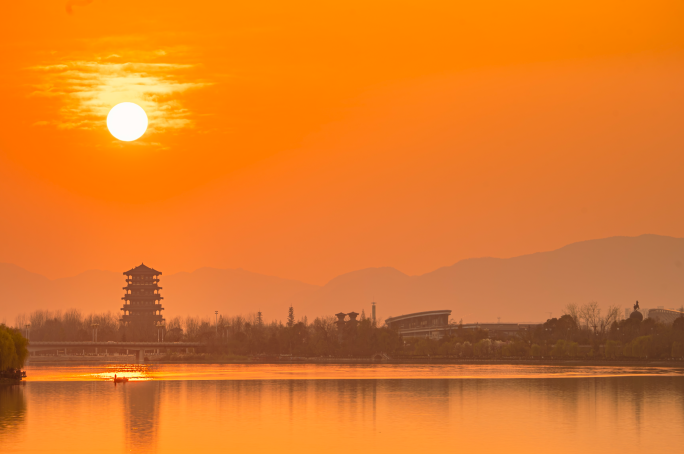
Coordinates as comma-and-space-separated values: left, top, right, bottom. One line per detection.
2, 364, 684, 453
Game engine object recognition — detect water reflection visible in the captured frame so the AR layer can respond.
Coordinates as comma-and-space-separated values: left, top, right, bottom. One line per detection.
123, 381, 161, 453
0, 385, 26, 443
3, 368, 684, 454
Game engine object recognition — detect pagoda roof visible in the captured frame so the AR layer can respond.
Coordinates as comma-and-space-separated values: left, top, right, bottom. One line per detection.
123, 263, 162, 275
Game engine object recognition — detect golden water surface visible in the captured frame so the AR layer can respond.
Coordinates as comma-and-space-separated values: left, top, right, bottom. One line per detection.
2, 364, 684, 453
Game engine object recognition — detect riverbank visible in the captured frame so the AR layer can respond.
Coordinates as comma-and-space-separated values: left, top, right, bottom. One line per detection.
148, 354, 684, 368
0, 378, 23, 384
0, 368, 26, 384
25, 354, 684, 368
28, 355, 137, 363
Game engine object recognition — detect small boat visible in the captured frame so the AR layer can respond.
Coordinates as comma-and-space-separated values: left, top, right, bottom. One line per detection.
113, 377, 129, 383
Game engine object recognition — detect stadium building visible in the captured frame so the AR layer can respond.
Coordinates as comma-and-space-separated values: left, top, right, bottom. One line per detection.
385, 310, 540, 339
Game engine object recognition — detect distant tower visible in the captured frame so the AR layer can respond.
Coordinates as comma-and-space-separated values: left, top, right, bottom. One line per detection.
335, 312, 347, 342
371, 302, 376, 325
335, 312, 347, 329
120, 263, 165, 328
348, 312, 359, 330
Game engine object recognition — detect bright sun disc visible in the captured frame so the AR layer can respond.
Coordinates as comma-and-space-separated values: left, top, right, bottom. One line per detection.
107, 102, 148, 141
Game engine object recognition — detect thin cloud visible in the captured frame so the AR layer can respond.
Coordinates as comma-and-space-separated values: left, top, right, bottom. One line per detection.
30, 58, 211, 134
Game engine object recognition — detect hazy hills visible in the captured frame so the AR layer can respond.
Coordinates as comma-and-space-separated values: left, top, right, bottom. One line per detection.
2, 234, 684, 325
305, 234, 684, 323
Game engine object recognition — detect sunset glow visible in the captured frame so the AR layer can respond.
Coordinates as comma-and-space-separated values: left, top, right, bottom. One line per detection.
2, 2, 684, 453
0, 0, 681, 284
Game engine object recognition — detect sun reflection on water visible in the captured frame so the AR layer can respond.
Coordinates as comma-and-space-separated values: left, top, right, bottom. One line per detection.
93, 364, 152, 382
23, 363, 684, 382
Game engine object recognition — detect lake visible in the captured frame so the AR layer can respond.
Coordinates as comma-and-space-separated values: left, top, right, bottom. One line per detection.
2, 364, 684, 453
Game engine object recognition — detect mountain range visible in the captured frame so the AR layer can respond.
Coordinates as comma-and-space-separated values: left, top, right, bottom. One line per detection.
2, 234, 683, 325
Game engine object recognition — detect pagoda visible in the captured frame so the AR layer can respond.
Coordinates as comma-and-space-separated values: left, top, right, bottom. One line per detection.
120, 263, 165, 327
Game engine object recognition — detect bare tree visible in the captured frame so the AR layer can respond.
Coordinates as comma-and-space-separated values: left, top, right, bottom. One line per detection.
580, 301, 601, 333
184, 316, 200, 339
14, 313, 29, 330
570, 302, 622, 335
599, 305, 621, 334
564, 304, 580, 328
167, 316, 182, 332
29, 310, 50, 332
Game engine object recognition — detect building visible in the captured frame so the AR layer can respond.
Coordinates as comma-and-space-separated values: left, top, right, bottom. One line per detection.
120, 264, 165, 328
460, 322, 540, 335
386, 310, 541, 339
335, 312, 360, 342
648, 307, 684, 325
335, 312, 359, 328
385, 310, 451, 339
625, 307, 650, 319
460, 323, 523, 336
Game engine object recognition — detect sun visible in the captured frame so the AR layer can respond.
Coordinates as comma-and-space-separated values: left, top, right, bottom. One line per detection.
107, 102, 148, 141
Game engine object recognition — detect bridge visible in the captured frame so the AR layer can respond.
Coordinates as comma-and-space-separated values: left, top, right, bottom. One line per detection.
27, 341, 202, 363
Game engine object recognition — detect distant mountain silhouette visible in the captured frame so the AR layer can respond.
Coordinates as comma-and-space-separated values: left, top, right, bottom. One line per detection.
301, 234, 684, 322
2, 235, 684, 325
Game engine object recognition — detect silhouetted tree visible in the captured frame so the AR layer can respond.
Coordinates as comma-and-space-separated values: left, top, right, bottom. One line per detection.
0, 325, 28, 370
287, 306, 294, 328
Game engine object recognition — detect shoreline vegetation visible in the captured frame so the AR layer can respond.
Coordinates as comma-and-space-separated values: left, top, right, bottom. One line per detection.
0, 324, 29, 383
9, 302, 684, 369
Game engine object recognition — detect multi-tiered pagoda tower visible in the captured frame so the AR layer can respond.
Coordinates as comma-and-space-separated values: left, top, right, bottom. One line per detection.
120, 264, 165, 328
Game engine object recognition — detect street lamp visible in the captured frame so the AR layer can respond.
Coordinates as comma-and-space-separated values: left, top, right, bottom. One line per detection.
25, 323, 30, 340
156, 321, 166, 343
215, 311, 219, 333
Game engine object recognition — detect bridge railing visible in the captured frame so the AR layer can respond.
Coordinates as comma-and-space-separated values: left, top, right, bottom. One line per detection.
28, 341, 201, 347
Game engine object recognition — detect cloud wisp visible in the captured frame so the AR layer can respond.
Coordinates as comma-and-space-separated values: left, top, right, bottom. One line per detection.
30, 58, 209, 135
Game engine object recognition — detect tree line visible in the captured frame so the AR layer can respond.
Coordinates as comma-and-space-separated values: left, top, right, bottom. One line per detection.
402, 302, 684, 359
12, 302, 684, 360
14, 308, 403, 357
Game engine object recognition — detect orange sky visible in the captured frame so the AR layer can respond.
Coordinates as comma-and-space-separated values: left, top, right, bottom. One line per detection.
1, 1, 684, 284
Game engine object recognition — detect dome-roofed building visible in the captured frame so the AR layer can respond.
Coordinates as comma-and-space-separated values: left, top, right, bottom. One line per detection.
629, 301, 644, 322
